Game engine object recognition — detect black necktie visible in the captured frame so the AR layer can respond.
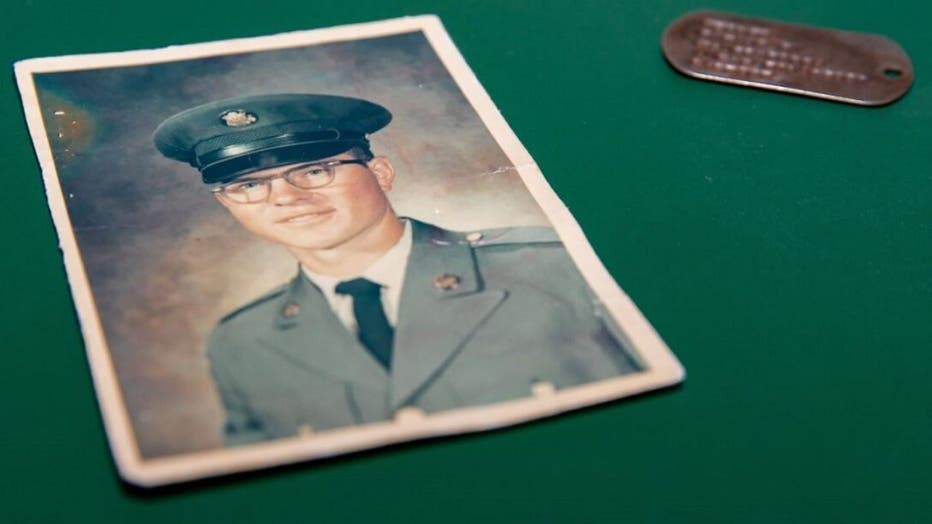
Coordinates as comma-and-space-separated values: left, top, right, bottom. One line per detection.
334, 278, 394, 369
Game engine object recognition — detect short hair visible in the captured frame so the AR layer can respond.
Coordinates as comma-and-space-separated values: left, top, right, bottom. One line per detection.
346, 144, 374, 161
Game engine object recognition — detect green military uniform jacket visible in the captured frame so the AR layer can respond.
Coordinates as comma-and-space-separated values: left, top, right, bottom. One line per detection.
208, 219, 641, 445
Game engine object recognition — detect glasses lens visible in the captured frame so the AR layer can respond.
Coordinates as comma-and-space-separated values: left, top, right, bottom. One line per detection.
220, 179, 269, 203
285, 163, 335, 188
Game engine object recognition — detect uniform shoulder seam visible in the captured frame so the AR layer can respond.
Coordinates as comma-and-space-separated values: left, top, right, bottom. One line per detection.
218, 285, 288, 324
466, 225, 561, 247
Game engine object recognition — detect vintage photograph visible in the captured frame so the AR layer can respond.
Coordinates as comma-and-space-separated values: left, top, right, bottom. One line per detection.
15, 16, 683, 486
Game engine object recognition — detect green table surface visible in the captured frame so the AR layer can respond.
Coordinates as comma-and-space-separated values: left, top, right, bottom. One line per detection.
3, 1, 930, 522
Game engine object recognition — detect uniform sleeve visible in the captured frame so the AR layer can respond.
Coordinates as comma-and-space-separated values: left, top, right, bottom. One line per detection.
588, 296, 645, 373
479, 236, 645, 379
207, 325, 268, 446
549, 245, 645, 375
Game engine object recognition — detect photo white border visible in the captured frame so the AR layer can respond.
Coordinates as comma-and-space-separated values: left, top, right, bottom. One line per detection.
15, 15, 684, 487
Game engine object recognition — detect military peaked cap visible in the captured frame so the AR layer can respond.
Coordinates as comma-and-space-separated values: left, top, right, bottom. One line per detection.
153, 94, 392, 184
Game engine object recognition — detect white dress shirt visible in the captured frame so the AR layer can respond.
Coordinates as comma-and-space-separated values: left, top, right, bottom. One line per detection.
301, 220, 413, 335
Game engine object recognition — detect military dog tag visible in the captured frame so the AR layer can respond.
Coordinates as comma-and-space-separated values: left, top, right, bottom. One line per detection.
662, 11, 914, 105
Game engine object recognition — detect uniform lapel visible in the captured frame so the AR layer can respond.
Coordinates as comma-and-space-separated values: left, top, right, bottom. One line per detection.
257, 272, 388, 389
390, 221, 507, 408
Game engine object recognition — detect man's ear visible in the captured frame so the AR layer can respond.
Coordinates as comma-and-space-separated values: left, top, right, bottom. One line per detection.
367, 156, 396, 191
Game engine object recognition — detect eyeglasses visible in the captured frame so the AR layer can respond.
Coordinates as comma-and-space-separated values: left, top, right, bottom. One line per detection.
210, 159, 370, 204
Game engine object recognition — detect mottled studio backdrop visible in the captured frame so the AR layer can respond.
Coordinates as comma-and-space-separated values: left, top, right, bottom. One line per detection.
34, 31, 548, 458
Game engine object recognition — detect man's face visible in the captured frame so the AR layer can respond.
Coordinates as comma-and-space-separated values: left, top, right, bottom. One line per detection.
215, 153, 397, 253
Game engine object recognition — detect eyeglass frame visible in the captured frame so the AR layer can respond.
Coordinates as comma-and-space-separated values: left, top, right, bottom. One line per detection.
209, 158, 372, 204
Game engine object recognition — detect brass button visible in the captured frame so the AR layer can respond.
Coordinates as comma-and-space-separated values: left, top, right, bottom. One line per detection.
465, 231, 483, 243
281, 302, 301, 318
530, 381, 556, 397
433, 273, 461, 291
393, 407, 426, 423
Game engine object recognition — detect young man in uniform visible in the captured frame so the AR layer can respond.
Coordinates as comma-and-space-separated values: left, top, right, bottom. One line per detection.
154, 93, 641, 445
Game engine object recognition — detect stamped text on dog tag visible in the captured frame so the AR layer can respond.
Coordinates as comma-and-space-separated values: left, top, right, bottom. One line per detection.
662, 11, 913, 106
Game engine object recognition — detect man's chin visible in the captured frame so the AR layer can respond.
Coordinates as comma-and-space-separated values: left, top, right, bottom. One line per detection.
266, 221, 342, 250
280, 237, 342, 252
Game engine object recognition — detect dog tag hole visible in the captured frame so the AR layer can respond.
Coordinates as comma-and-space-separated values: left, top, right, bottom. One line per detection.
884, 68, 902, 79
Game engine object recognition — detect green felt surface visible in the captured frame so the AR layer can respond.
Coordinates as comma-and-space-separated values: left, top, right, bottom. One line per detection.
3, 1, 930, 522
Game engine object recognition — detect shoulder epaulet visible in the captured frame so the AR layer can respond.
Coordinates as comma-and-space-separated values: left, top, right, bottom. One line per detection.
458, 225, 561, 247
218, 284, 289, 324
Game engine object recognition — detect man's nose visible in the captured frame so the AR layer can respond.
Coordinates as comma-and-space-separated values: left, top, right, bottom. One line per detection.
267, 177, 317, 205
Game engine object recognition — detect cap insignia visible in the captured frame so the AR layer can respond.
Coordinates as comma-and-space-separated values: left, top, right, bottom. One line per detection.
220, 109, 258, 127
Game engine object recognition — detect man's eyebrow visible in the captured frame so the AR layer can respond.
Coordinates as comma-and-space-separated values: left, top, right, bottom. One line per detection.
229, 158, 346, 182
226, 172, 277, 184
241, 167, 297, 180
